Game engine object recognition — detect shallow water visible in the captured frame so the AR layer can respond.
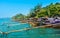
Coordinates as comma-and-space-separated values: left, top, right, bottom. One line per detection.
0, 18, 60, 38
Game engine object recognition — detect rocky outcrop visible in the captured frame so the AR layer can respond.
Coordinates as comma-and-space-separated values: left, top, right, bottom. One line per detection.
29, 22, 40, 27
52, 24, 60, 28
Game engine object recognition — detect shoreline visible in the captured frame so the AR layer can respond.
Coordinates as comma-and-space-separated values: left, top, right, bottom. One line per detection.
12, 19, 60, 28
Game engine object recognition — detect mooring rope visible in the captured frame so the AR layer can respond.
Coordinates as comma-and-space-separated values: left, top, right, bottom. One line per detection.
6, 26, 41, 34
5, 28, 32, 34
0, 26, 40, 34
0, 28, 31, 34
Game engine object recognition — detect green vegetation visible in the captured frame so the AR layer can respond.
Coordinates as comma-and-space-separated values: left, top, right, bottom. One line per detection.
12, 14, 25, 21
12, 3, 60, 21
28, 3, 60, 18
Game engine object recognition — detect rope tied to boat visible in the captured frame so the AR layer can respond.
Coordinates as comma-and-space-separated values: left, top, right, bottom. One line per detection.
0, 26, 40, 34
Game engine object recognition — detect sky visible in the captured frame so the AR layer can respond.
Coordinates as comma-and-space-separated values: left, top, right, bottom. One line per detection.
0, 0, 60, 18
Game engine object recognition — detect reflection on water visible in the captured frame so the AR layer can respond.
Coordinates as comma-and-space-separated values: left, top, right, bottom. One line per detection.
8, 28, 60, 38
53, 29, 60, 34
0, 18, 60, 38
0, 28, 59, 38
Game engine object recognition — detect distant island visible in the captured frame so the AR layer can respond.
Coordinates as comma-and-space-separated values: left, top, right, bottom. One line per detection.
12, 3, 60, 28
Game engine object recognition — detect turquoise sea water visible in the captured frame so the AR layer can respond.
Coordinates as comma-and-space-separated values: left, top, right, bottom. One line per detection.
0, 18, 60, 38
